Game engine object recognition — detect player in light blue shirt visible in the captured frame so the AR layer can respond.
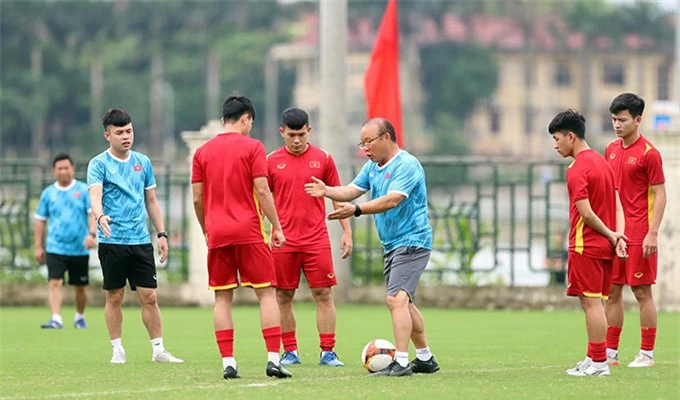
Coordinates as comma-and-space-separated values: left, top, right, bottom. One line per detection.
305, 118, 439, 377
34, 153, 96, 329
87, 108, 182, 364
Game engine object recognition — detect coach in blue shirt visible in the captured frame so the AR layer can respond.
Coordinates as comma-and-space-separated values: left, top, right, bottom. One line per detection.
35, 153, 96, 329
305, 118, 440, 377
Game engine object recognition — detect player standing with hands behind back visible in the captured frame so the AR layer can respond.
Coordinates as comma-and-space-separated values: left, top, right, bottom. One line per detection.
88, 108, 183, 365
604, 93, 666, 368
548, 109, 627, 377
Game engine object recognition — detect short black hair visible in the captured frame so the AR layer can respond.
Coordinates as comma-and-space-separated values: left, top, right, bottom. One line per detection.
102, 108, 132, 128
222, 95, 255, 123
362, 118, 397, 142
609, 92, 645, 118
548, 109, 586, 139
52, 153, 73, 167
280, 107, 309, 130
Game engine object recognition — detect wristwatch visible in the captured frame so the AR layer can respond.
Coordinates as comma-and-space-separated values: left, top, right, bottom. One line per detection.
89, 232, 97, 238
354, 204, 362, 217
157, 231, 168, 239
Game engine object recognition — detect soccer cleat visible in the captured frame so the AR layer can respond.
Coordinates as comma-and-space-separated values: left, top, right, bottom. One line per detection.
369, 361, 413, 377
627, 353, 655, 368
280, 351, 302, 366
152, 350, 184, 363
110, 348, 127, 364
567, 364, 611, 377
40, 319, 64, 329
409, 356, 440, 374
223, 366, 240, 379
266, 361, 293, 378
319, 351, 344, 366
607, 354, 620, 366
74, 318, 87, 329
565, 358, 591, 374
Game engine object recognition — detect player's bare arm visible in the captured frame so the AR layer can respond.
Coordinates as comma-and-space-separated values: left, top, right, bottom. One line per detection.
89, 184, 112, 238
574, 198, 626, 247
83, 211, 97, 249
34, 219, 46, 264
614, 191, 628, 258
191, 182, 206, 239
305, 176, 363, 202
144, 187, 169, 264
643, 183, 667, 258
331, 200, 353, 259
328, 192, 405, 220
253, 177, 286, 248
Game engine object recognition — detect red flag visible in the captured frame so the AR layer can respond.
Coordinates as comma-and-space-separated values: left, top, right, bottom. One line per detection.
364, 0, 403, 147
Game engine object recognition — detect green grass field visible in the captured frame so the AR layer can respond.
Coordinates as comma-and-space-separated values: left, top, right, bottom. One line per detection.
1, 304, 678, 399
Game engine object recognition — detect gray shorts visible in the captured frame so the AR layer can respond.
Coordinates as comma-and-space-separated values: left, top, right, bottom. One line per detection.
383, 246, 431, 301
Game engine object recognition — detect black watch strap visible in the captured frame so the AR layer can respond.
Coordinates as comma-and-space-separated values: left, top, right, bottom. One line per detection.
157, 231, 168, 239
354, 204, 362, 217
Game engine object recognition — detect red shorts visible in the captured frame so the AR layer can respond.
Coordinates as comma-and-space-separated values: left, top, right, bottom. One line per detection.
272, 248, 337, 290
207, 243, 277, 290
566, 251, 613, 299
612, 245, 657, 286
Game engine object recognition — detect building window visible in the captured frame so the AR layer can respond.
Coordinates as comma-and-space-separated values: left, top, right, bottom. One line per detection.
489, 101, 500, 135
601, 111, 613, 134
657, 63, 670, 101
554, 64, 571, 86
524, 103, 534, 135
603, 62, 624, 85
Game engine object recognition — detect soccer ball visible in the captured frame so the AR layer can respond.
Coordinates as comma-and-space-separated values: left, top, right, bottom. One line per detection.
361, 339, 396, 372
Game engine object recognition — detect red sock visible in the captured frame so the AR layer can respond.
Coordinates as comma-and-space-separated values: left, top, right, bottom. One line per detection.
262, 326, 282, 353
606, 326, 623, 350
319, 333, 336, 352
589, 341, 606, 363
641, 327, 657, 351
215, 329, 234, 357
282, 330, 297, 352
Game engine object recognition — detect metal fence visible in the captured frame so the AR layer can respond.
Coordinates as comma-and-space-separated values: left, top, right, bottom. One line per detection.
1, 157, 570, 286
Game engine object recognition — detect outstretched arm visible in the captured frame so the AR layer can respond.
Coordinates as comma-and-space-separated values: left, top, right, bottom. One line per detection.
305, 176, 364, 202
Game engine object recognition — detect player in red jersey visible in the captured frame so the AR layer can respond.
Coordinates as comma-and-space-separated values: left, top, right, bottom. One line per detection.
604, 93, 667, 368
191, 95, 292, 380
549, 109, 627, 377
266, 108, 352, 367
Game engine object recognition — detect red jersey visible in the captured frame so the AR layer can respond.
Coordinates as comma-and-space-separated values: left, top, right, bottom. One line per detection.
267, 144, 341, 251
605, 135, 665, 245
566, 149, 617, 259
191, 132, 269, 249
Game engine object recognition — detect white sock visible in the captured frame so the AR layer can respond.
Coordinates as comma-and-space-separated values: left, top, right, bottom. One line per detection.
640, 349, 654, 358
75, 313, 84, 321
416, 347, 433, 361
592, 361, 606, 369
222, 357, 236, 370
395, 351, 409, 367
584, 356, 593, 364
52, 314, 63, 325
290, 350, 299, 356
111, 338, 123, 350
151, 337, 165, 357
268, 352, 280, 365
606, 348, 618, 359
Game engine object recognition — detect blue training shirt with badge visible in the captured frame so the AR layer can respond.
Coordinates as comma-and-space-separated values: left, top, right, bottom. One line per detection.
35, 180, 91, 256
87, 150, 156, 245
350, 150, 432, 253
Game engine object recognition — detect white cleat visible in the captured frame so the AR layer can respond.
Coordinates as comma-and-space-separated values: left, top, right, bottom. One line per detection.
567, 364, 611, 377
565, 358, 591, 374
110, 348, 127, 364
627, 353, 655, 368
152, 350, 184, 363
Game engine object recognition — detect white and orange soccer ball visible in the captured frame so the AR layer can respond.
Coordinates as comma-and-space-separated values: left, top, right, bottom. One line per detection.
361, 339, 396, 372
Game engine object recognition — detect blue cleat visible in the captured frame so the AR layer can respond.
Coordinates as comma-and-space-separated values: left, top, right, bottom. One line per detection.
280, 351, 302, 366
40, 320, 64, 329
74, 318, 87, 329
319, 351, 344, 366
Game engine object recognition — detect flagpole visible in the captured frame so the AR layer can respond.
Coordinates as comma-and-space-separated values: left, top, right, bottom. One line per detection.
320, 0, 350, 303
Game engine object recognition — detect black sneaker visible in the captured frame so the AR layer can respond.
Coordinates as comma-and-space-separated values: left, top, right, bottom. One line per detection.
266, 361, 293, 378
223, 366, 240, 379
369, 361, 413, 377
409, 356, 440, 374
